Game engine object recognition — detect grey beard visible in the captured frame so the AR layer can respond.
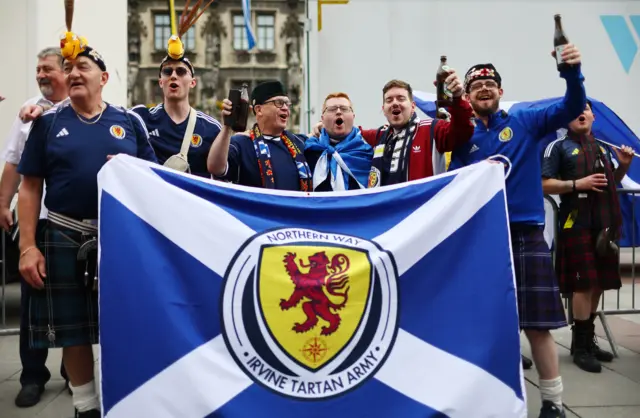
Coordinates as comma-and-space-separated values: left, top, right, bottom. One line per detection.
39, 84, 54, 97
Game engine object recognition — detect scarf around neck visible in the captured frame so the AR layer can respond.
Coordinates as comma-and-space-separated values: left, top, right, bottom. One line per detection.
368, 112, 420, 188
304, 127, 373, 191
250, 124, 311, 192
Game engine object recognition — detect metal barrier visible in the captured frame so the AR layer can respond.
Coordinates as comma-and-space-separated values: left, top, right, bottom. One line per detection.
0, 232, 19, 336
544, 190, 640, 358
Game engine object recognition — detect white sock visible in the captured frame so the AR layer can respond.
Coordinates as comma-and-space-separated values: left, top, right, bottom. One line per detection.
539, 377, 563, 410
70, 380, 100, 412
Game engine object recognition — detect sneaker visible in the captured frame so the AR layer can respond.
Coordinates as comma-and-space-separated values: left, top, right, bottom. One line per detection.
75, 409, 101, 418
14, 384, 44, 408
539, 400, 566, 418
521, 354, 533, 370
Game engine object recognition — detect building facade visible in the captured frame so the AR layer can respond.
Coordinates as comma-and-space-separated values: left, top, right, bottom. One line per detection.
127, 0, 306, 130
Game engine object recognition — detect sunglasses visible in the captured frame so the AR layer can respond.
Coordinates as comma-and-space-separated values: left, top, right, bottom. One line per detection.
161, 67, 189, 77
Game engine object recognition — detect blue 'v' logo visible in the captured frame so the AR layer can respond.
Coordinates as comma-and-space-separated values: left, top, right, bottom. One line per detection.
601, 15, 640, 73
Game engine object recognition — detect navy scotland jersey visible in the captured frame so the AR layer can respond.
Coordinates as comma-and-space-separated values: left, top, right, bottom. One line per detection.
131, 103, 222, 178
18, 101, 157, 219
449, 66, 587, 225
219, 134, 308, 191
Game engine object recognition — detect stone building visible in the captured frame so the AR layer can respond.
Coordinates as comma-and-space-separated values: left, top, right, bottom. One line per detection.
127, 0, 306, 129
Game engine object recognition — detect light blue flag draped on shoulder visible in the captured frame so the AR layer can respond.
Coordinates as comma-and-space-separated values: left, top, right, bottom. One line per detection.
97, 155, 526, 418
414, 91, 640, 249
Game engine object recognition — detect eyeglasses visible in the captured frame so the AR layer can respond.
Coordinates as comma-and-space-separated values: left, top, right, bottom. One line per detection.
324, 105, 352, 114
469, 81, 499, 92
264, 99, 291, 108
161, 67, 189, 77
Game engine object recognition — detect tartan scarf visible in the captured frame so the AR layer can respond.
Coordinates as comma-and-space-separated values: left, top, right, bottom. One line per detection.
250, 124, 311, 192
570, 132, 622, 235
368, 112, 419, 187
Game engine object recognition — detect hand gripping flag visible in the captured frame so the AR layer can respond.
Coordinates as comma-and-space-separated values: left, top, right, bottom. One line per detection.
415, 91, 640, 249
97, 155, 526, 418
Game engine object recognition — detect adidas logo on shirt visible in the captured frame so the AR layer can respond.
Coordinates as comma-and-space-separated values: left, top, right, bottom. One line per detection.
56, 128, 69, 137
149, 129, 160, 137
469, 144, 480, 154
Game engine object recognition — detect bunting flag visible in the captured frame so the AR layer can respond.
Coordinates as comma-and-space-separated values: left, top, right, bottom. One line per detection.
414, 91, 640, 249
97, 155, 526, 418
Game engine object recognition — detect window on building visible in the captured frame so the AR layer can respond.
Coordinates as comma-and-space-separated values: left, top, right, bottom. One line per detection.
257, 14, 275, 50
154, 13, 195, 51
233, 14, 249, 50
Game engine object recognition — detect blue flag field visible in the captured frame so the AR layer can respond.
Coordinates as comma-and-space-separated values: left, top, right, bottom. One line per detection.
97, 155, 526, 418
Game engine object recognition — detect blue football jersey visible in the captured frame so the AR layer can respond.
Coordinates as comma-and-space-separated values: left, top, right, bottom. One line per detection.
131, 104, 222, 178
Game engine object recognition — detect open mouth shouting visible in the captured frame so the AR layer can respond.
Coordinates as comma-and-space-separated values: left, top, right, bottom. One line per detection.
477, 93, 493, 103
278, 112, 289, 124
391, 107, 402, 117
169, 82, 179, 92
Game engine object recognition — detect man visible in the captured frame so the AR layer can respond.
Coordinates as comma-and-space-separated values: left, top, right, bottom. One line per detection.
541, 100, 633, 373
207, 80, 311, 191
448, 44, 586, 418
311, 70, 473, 186
130, 55, 222, 178
305, 92, 373, 191
0, 47, 69, 408
17, 42, 156, 418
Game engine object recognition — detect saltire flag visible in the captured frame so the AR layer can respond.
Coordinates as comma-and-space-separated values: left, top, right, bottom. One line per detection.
414, 91, 640, 249
242, 0, 256, 50
97, 155, 526, 417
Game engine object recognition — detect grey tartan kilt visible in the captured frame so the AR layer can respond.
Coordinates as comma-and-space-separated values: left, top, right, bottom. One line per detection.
27, 221, 98, 349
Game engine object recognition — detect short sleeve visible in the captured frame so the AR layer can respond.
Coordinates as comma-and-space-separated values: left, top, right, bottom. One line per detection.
128, 110, 158, 163
17, 115, 51, 178
1, 115, 27, 165
541, 141, 562, 179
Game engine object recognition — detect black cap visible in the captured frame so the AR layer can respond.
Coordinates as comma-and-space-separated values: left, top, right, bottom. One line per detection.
464, 63, 502, 92
63, 46, 107, 71
251, 80, 287, 106
159, 55, 195, 77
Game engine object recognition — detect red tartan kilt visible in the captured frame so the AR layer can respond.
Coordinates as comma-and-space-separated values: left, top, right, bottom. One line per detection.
555, 228, 621, 294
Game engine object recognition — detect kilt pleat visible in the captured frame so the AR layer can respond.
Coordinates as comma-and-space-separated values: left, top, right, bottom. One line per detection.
511, 226, 567, 330
28, 222, 98, 349
555, 228, 621, 294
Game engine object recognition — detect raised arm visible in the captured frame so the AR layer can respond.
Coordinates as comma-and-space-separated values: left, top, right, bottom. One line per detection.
520, 44, 586, 139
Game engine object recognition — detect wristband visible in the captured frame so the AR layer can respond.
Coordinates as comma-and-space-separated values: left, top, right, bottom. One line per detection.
20, 246, 36, 259
572, 180, 576, 192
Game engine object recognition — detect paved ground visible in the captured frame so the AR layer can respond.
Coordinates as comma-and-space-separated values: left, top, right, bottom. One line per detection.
1, 273, 639, 417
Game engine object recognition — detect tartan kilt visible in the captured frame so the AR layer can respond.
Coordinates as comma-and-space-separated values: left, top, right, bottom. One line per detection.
28, 221, 99, 349
555, 228, 621, 294
510, 225, 567, 330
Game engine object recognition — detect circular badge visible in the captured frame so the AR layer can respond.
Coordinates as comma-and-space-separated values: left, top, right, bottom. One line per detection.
221, 228, 399, 400
191, 134, 203, 148
109, 125, 126, 140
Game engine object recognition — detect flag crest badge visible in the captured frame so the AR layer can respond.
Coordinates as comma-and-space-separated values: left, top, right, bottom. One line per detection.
221, 228, 399, 399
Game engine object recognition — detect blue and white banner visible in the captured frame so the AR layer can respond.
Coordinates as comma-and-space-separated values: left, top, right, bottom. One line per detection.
242, 0, 256, 50
97, 156, 526, 418
415, 91, 640, 248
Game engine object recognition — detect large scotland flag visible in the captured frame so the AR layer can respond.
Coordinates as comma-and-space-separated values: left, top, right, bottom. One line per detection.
415, 91, 640, 249
97, 156, 526, 418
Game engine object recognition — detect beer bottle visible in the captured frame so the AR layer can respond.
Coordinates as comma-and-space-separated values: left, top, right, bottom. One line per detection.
554, 14, 570, 72
436, 55, 453, 111
224, 83, 250, 132
593, 153, 607, 192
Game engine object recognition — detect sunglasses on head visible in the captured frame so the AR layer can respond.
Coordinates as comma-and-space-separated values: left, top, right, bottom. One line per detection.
161, 66, 189, 77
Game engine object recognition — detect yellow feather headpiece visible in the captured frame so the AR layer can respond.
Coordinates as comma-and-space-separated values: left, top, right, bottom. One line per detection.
59, 0, 88, 60
166, 0, 216, 60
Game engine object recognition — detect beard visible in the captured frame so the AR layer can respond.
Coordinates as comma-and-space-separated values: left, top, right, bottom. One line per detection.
39, 82, 53, 97
471, 99, 499, 117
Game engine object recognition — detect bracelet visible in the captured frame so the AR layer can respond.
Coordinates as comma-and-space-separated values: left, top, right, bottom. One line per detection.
20, 246, 36, 259
572, 180, 576, 192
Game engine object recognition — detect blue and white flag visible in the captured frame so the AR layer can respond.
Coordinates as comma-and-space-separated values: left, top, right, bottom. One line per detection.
97, 156, 526, 418
242, 0, 256, 50
415, 91, 640, 248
